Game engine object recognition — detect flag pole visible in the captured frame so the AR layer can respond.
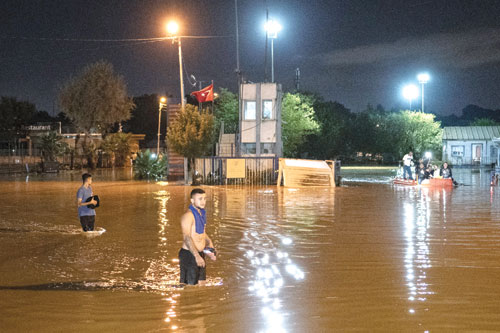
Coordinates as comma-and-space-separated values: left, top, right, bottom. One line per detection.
211, 80, 214, 113
199, 81, 202, 113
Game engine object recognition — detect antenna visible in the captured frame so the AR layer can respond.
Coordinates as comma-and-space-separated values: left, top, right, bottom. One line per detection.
295, 68, 300, 91
264, 6, 269, 82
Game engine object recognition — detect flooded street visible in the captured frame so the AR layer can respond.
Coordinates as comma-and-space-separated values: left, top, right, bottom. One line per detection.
1, 169, 500, 331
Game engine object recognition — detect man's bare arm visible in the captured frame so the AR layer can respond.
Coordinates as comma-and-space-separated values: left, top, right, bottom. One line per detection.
205, 234, 214, 248
204, 234, 216, 261
181, 212, 205, 267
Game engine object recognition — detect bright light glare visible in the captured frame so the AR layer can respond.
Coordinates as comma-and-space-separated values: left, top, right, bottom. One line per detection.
151, 153, 157, 159
417, 73, 430, 84
425, 152, 432, 159
160, 97, 167, 104
402, 84, 419, 101
166, 21, 179, 35
265, 19, 282, 38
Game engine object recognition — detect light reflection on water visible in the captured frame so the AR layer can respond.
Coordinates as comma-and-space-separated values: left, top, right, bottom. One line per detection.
403, 190, 433, 316
244, 235, 305, 333
0, 170, 500, 331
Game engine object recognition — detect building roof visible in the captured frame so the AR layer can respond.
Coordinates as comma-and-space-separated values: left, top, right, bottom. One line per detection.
442, 126, 500, 140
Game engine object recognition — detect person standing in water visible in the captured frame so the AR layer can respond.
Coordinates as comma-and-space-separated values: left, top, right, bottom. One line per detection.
179, 188, 217, 285
402, 151, 414, 180
76, 173, 97, 232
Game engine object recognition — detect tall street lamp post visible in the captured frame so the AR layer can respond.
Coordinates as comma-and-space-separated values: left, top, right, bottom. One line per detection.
265, 19, 281, 83
157, 96, 167, 156
402, 84, 419, 110
167, 21, 185, 108
417, 73, 430, 113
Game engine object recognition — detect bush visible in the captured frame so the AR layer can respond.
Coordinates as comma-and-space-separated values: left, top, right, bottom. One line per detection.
133, 149, 167, 180
100, 132, 132, 167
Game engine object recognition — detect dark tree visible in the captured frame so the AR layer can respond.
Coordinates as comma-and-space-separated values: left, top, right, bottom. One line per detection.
0, 97, 37, 141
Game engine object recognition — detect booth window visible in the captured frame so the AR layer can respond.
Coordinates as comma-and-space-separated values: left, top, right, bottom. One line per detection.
260, 143, 275, 154
262, 100, 273, 120
242, 143, 256, 154
244, 101, 256, 120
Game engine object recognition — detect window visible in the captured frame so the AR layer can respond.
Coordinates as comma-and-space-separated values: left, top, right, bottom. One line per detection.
242, 143, 256, 154
491, 146, 498, 162
262, 100, 273, 120
244, 101, 256, 120
451, 145, 464, 157
261, 143, 275, 154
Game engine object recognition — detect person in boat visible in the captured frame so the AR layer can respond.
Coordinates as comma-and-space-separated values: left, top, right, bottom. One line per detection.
402, 151, 414, 180
430, 164, 439, 177
440, 162, 453, 179
440, 162, 459, 185
414, 158, 423, 181
417, 162, 427, 184
179, 188, 217, 286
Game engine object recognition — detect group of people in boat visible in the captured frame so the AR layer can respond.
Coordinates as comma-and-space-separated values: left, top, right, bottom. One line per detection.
402, 151, 455, 184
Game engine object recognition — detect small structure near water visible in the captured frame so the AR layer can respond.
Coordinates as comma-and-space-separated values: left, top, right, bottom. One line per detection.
277, 158, 340, 187
442, 126, 500, 166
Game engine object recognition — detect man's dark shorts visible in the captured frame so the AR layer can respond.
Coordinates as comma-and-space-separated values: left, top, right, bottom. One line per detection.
179, 248, 206, 285
79, 215, 95, 232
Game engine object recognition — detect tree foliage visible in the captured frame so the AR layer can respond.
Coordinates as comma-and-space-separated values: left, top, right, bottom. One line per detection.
300, 98, 353, 159
58, 61, 135, 168
213, 88, 239, 134
123, 94, 162, 144
40, 132, 69, 162
100, 132, 132, 167
298, 101, 443, 163
166, 104, 214, 160
0, 97, 37, 140
167, 104, 214, 183
134, 149, 167, 180
390, 111, 442, 158
59, 61, 135, 134
282, 93, 320, 157
470, 117, 499, 126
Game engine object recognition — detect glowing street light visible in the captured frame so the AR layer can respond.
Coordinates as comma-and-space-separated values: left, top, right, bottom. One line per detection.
166, 21, 179, 35
166, 20, 185, 108
402, 84, 419, 110
157, 96, 167, 156
264, 19, 282, 83
417, 73, 430, 113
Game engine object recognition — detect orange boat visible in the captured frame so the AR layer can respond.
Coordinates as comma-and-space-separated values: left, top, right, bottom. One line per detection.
393, 177, 454, 187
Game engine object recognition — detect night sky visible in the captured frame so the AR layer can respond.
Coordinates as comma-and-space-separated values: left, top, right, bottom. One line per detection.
1, 0, 500, 116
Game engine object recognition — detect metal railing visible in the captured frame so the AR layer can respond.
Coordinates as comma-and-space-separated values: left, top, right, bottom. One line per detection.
193, 156, 278, 185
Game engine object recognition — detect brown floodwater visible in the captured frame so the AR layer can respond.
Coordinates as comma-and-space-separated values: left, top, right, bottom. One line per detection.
1, 169, 499, 332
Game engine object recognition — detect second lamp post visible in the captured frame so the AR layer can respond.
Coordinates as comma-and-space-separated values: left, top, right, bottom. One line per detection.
167, 21, 185, 108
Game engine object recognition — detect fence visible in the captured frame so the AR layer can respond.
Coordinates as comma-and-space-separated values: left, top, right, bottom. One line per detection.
193, 156, 278, 185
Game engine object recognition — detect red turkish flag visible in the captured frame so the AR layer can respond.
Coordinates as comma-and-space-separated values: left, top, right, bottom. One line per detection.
191, 84, 214, 103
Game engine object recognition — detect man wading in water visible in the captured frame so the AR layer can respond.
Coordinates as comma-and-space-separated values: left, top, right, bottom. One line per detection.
179, 188, 217, 285
76, 173, 97, 232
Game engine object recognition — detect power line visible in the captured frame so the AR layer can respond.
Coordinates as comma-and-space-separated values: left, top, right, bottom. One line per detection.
0, 35, 232, 43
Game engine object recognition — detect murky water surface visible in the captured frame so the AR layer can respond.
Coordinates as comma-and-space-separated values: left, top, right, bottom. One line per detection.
1, 169, 499, 331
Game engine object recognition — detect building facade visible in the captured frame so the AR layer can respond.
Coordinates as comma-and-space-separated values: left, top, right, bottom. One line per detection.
442, 126, 500, 166
239, 83, 283, 157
